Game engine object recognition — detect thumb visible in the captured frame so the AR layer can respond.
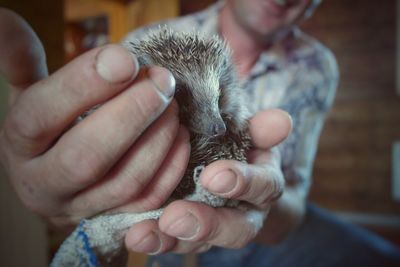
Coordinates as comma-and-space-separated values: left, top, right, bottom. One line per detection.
0, 8, 48, 105
249, 108, 293, 149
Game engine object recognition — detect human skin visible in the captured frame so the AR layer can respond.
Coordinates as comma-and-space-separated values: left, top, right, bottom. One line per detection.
229, 0, 312, 41
127, 0, 313, 254
0, 8, 186, 229
219, 0, 315, 245
0, 8, 292, 255
222, 0, 313, 78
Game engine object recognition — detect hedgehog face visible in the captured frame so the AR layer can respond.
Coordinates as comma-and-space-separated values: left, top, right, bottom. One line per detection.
129, 28, 241, 137
171, 41, 235, 137
174, 65, 227, 137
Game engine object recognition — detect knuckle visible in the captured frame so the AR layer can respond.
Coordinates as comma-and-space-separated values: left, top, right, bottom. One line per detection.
6, 104, 46, 144
57, 141, 103, 187
144, 189, 169, 210
60, 64, 95, 102
238, 176, 252, 199
129, 81, 165, 120
269, 169, 285, 200
108, 179, 142, 204
257, 169, 285, 206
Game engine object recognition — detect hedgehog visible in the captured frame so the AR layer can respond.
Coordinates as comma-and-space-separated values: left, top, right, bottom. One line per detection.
51, 27, 252, 267
129, 27, 252, 202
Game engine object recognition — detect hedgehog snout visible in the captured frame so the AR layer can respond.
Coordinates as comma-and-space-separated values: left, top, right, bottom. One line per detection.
191, 110, 227, 137
207, 119, 226, 137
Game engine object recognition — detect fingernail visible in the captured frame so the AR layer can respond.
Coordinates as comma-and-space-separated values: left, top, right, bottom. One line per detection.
96, 46, 138, 83
128, 231, 162, 255
165, 212, 199, 240
246, 210, 266, 233
283, 110, 293, 132
148, 66, 176, 98
208, 170, 237, 194
196, 243, 212, 253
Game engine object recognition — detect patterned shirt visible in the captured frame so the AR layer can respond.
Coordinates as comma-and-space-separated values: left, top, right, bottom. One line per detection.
123, 1, 339, 198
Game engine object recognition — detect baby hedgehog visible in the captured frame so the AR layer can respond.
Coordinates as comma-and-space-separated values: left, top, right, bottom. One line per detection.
130, 27, 252, 202
51, 27, 252, 267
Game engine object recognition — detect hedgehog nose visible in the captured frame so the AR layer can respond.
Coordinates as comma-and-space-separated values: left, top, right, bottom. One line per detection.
209, 121, 226, 137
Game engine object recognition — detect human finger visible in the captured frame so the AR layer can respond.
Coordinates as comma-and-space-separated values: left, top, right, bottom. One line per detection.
112, 125, 190, 214
159, 200, 266, 249
249, 109, 292, 149
166, 240, 209, 254
2, 44, 141, 158
200, 148, 284, 209
125, 219, 177, 255
68, 122, 189, 218
36, 65, 175, 199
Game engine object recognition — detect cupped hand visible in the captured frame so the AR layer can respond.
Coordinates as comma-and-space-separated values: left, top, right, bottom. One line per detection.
0, 8, 189, 229
125, 109, 292, 254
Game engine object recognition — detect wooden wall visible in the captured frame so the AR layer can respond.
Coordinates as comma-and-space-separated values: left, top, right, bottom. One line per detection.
65, 0, 179, 44
302, 0, 400, 217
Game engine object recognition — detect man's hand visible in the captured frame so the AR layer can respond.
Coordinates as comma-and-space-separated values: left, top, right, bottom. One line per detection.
0, 8, 293, 255
0, 8, 189, 228
124, 109, 292, 254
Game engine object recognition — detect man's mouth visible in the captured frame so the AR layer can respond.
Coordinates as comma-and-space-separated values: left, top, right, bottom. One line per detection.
272, 0, 288, 6
271, 0, 299, 7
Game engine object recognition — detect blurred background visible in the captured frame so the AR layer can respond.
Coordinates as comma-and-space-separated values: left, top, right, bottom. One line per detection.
0, 0, 399, 266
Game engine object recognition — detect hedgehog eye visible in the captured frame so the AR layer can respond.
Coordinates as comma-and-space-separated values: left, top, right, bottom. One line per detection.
223, 57, 228, 67
218, 88, 224, 109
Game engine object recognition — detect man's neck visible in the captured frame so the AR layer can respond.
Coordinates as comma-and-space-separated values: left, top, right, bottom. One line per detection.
219, 4, 268, 79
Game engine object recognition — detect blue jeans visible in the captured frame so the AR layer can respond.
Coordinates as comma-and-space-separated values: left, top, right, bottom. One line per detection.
147, 204, 400, 267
